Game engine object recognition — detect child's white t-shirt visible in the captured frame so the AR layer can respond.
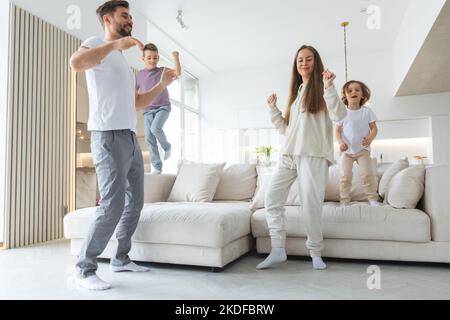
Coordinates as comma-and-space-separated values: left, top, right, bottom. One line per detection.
336, 106, 377, 155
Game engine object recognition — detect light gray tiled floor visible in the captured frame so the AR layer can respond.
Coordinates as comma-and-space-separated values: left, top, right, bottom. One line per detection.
0, 240, 449, 300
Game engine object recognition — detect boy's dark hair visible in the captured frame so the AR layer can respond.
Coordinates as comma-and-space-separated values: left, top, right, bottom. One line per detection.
96, 0, 130, 26
143, 43, 159, 53
341, 80, 371, 106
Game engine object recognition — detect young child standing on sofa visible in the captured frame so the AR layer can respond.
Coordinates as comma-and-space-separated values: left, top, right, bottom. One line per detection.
136, 43, 181, 174
335, 80, 380, 207
256, 45, 347, 270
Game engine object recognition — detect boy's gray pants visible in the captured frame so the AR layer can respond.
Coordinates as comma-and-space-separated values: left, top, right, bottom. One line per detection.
76, 130, 144, 278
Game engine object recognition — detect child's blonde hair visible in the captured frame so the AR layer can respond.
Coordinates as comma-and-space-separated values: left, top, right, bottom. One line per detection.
341, 80, 371, 106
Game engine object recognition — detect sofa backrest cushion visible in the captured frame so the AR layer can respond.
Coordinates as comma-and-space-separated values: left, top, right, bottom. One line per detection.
250, 165, 300, 210
378, 157, 409, 198
214, 164, 257, 201
168, 161, 226, 202
144, 173, 177, 203
386, 165, 425, 209
251, 158, 378, 208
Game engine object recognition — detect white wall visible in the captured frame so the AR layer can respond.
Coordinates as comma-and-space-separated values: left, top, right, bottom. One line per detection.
431, 115, 450, 165
201, 50, 450, 126
10, 0, 202, 76
0, 1, 11, 242
393, 0, 446, 94
200, 50, 450, 164
10, 0, 147, 70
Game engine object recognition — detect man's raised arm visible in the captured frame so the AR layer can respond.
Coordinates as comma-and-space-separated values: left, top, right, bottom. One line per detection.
69, 36, 144, 73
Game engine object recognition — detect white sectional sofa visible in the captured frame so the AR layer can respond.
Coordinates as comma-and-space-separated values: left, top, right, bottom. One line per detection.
64, 163, 257, 271
64, 161, 450, 271
252, 162, 450, 263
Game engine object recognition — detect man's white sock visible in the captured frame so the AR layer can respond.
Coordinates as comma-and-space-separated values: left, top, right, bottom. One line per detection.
256, 247, 287, 269
74, 274, 111, 291
110, 261, 150, 272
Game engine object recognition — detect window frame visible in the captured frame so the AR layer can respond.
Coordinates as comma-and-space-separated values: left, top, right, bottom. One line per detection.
167, 67, 201, 163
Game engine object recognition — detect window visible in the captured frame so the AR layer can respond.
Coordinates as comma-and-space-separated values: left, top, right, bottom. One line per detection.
183, 74, 199, 110
167, 78, 181, 102
163, 106, 181, 173
145, 54, 200, 172
167, 71, 200, 171
184, 110, 199, 162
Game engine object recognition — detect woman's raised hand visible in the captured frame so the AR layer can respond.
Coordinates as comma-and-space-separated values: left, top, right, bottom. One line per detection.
267, 93, 277, 110
322, 69, 336, 89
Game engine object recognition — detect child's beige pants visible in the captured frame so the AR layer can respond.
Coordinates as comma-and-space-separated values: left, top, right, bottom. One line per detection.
340, 150, 378, 203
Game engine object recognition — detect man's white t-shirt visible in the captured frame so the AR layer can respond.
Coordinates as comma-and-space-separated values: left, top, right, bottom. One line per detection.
337, 106, 377, 154
81, 36, 137, 133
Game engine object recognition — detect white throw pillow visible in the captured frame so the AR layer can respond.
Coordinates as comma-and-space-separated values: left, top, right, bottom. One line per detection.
386, 165, 425, 209
250, 166, 300, 210
325, 158, 378, 202
325, 164, 341, 201
168, 161, 226, 202
378, 158, 409, 198
214, 164, 257, 200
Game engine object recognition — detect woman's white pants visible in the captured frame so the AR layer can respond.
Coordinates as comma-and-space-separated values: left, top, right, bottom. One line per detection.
264, 155, 328, 257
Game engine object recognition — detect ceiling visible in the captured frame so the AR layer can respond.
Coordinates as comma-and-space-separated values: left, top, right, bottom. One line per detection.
132, 0, 410, 73
396, 0, 450, 96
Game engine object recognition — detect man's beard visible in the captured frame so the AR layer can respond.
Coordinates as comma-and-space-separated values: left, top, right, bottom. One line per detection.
116, 24, 132, 37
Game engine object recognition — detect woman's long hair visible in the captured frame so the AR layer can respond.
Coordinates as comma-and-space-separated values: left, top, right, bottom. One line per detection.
284, 45, 326, 125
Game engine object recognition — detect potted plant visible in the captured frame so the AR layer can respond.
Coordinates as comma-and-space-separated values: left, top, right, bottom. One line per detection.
256, 145, 273, 165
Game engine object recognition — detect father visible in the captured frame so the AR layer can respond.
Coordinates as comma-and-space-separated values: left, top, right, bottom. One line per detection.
69, 0, 177, 290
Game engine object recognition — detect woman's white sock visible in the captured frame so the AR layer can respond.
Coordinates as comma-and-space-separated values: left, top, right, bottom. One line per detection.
256, 247, 287, 269
312, 256, 327, 270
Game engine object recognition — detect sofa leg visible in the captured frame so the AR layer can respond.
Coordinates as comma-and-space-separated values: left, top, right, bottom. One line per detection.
210, 267, 222, 273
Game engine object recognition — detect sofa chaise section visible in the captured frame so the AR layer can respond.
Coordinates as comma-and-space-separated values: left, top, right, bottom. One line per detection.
64, 174, 254, 269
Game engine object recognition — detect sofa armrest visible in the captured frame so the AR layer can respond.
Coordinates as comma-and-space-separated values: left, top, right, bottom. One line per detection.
144, 173, 177, 203
423, 164, 450, 241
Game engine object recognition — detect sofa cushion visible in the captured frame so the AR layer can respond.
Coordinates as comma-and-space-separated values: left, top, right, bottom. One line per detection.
250, 165, 300, 210
376, 162, 394, 181
214, 164, 257, 201
325, 158, 378, 202
251, 203, 430, 242
144, 173, 176, 203
251, 159, 378, 208
378, 158, 409, 198
168, 161, 226, 202
386, 165, 426, 209
64, 202, 253, 248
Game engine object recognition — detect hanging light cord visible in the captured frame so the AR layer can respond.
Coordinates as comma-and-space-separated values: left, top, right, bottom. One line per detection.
341, 21, 349, 83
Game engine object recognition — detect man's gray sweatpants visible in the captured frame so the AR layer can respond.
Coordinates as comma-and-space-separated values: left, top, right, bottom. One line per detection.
76, 130, 144, 278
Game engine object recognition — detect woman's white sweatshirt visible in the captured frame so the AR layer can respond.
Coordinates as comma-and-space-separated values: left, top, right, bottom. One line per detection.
269, 84, 347, 166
